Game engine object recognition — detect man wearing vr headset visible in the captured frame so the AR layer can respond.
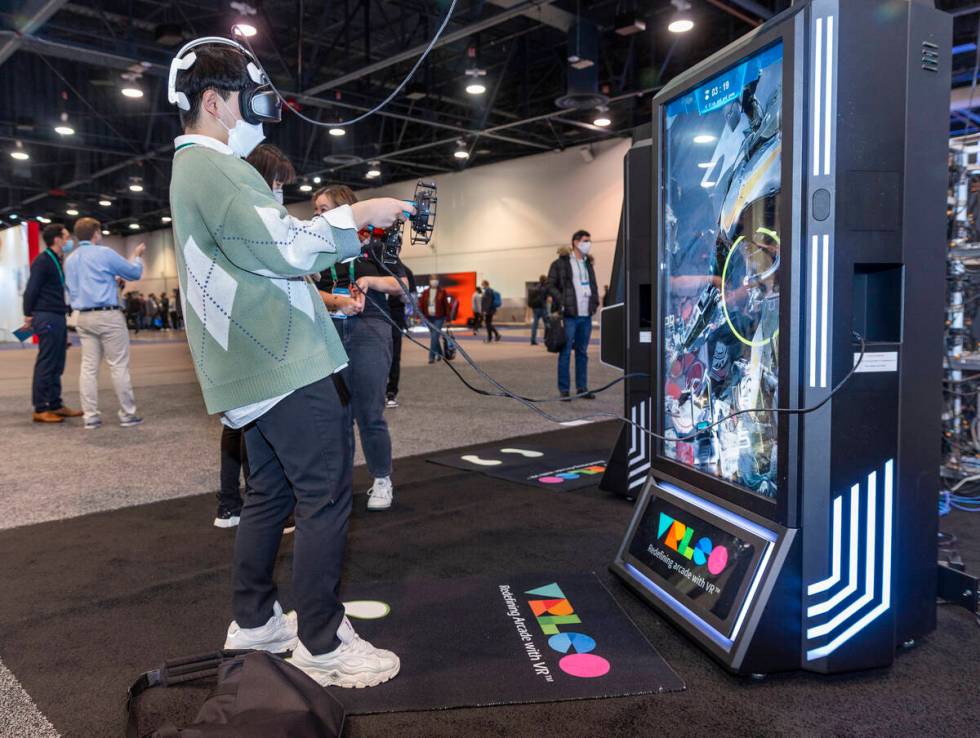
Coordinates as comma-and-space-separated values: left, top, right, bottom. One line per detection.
167, 38, 409, 688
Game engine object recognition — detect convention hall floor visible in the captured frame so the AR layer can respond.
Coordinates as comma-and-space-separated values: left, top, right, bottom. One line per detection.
2, 327, 979, 737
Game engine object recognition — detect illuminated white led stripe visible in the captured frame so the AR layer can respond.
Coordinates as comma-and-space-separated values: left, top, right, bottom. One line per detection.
807, 460, 893, 660
823, 16, 834, 176
809, 236, 820, 387
808, 471, 877, 637
820, 234, 830, 388
629, 461, 651, 480
629, 400, 647, 464
629, 405, 637, 456
628, 475, 647, 491
731, 536, 775, 641
807, 495, 843, 595
807, 484, 859, 617
813, 18, 823, 177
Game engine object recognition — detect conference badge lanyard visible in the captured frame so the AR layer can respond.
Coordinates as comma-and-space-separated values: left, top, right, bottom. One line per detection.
328, 260, 357, 320
45, 248, 69, 304
573, 256, 591, 295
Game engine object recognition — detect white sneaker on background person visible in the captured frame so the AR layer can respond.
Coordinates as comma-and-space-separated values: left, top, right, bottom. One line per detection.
224, 601, 298, 653
366, 477, 393, 511
118, 412, 143, 427
287, 616, 400, 688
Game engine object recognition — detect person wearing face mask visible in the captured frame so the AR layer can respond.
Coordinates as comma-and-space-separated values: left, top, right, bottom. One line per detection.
419, 277, 455, 362
311, 184, 406, 513
22, 223, 82, 423
245, 143, 295, 207
545, 229, 600, 400
168, 40, 410, 688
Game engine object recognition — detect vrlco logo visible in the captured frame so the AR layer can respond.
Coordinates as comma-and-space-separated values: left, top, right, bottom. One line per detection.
525, 583, 611, 678
658, 512, 730, 575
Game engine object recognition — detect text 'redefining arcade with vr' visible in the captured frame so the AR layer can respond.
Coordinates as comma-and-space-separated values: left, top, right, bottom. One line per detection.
661, 43, 783, 499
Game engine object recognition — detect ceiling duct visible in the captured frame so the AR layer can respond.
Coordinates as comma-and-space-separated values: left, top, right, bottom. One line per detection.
555, 21, 608, 110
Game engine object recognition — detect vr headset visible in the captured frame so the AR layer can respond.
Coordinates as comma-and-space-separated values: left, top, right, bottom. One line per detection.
167, 36, 281, 125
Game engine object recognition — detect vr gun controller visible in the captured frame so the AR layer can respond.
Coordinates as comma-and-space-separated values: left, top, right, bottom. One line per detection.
364, 180, 437, 265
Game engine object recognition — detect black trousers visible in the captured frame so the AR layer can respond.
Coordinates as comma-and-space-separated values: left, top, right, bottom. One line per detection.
31, 311, 67, 413
485, 312, 500, 341
218, 425, 249, 511
386, 321, 403, 398
232, 375, 352, 655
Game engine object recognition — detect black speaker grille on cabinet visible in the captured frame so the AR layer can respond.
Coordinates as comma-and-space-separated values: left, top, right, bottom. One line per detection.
921, 41, 939, 72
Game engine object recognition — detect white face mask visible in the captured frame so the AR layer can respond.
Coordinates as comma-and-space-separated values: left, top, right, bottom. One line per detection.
216, 96, 265, 158
578, 240, 592, 255
272, 188, 284, 205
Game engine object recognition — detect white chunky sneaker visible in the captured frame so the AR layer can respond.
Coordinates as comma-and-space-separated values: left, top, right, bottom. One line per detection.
366, 477, 393, 511
224, 601, 298, 653
287, 617, 400, 688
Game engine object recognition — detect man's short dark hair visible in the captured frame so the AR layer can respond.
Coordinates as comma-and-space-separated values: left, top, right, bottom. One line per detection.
42, 223, 67, 247
175, 45, 255, 128
571, 229, 590, 244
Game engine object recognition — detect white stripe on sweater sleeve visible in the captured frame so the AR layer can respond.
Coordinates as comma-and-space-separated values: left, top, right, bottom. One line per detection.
252, 204, 360, 271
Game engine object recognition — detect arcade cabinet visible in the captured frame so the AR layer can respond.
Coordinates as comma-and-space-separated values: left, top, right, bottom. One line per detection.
611, 0, 951, 674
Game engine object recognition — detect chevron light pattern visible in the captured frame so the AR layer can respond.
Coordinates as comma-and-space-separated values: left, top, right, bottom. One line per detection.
627, 399, 651, 492
805, 459, 894, 662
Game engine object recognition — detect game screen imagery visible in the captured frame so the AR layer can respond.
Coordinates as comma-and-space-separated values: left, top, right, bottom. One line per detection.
661, 43, 783, 499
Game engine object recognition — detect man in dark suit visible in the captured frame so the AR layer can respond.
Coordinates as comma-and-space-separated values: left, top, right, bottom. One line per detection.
22, 223, 82, 423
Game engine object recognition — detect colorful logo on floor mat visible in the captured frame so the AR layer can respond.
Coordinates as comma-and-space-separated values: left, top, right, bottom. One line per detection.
526, 583, 611, 678
537, 464, 606, 485
658, 512, 730, 575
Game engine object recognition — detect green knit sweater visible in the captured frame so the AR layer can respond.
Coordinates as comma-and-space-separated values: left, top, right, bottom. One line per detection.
168, 135, 360, 414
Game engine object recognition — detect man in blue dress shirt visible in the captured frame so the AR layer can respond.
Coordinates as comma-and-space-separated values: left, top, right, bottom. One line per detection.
64, 217, 145, 429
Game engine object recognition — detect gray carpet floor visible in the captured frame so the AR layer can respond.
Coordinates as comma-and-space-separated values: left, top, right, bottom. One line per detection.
0, 329, 622, 530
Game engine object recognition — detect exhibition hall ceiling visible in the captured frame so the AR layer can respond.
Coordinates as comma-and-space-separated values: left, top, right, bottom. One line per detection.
0, 1, 974, 230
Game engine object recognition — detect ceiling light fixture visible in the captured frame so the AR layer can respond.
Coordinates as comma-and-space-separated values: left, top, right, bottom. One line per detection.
54, 112, 74, 136
313, 176, 321, 184
9, 214, 18, 219
102, 229, 110, 235
299, 183, 313, 192
10, 151, 29, 160
66, 208, 79, 216
232, 23, 257, 37
129, 223, 140, 230
130, 183, 144, 192
37, 216, 51, 224
121, 86, 144, 98
593, 106, 611, 127
328, 127, 346, 137
668, 0, 694, 34
161, 216, 172, 223
99, 199, 112, 206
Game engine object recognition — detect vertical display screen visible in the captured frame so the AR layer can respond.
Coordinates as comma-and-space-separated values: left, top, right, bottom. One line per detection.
661, 43, 783, 499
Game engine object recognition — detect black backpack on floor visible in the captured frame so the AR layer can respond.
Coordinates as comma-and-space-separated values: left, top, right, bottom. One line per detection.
127, 650, 345, 738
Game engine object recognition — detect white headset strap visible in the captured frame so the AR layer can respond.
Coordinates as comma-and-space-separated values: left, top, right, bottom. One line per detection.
167, 36, 265, 110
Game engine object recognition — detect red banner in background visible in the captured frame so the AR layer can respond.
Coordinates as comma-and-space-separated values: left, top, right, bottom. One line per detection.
416, 271, 477, 325
27, 220, 41, 344
27, 220, 40, 262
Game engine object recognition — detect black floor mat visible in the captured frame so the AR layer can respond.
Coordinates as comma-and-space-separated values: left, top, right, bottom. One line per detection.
131, 573, 682, 733
428, 442, 609, 490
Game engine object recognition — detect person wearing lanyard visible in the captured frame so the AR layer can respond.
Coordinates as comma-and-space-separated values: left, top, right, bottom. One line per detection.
21, 223, 82, 423
64, 217, 146, 429
545, 229, 600, 400
313, 184, 406, 512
